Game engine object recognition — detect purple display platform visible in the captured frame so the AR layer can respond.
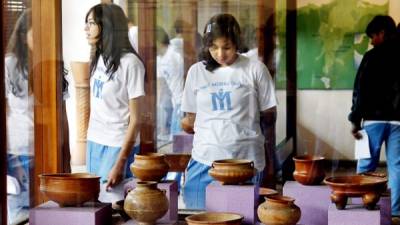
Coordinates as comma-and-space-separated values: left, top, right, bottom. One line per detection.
328, 203, 389, 225
29, 201, 111, 225
205, 181, 259, 225
172, 132, 193, 153
121, 220, 177, 225
283, 181, 331, 225
124, 179, 178, 224
350, 195, 391, 225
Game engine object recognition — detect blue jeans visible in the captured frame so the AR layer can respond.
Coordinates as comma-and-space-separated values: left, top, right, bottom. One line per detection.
182, 159, 263, 210
86, 141, 139, 183
357, 123, 400, 216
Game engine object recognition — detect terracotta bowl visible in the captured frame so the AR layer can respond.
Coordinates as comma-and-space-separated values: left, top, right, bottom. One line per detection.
324, 175, 387, 210
293, 155, 325, 185
185, 212, 243, 225
130, 153, 170, 181
39, 173, 100, 207
208, 159, 256, 185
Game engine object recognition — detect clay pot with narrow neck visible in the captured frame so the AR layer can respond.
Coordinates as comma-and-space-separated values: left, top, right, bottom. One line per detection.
257, 195, 301, 225
123, 181, 169, 225
130, 153, 169, 181
293, 155, 325, 185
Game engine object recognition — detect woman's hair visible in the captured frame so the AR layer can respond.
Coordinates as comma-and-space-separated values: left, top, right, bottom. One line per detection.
86, 3, 141, 77
7, 9, 32, 77
6, 9, 32, 97
156, 26, 170, 46
200, 13, 242, 72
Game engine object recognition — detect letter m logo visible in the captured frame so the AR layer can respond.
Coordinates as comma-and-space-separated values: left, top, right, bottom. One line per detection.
93, 79, 104, 99
211, 89, 232, 111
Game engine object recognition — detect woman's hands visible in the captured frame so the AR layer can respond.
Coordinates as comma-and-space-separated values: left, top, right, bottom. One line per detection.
181, 113, 196, 134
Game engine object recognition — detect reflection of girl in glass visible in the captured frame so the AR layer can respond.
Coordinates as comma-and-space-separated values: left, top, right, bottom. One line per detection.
84, 3, 145, 190
181, 13, 277, 209
5, 9, 33, 220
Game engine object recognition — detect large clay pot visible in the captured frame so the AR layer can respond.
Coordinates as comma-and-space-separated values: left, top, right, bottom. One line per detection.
324, 175, 387, 210
39, 173, 100, 207
124, 181, 169, 225
208, 159, 256, 185
293, 155, 325, 185
130, 153, 170, 181
257, 195, 301, 225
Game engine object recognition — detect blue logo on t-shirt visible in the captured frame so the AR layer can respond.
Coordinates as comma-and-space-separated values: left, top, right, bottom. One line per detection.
93, 79, 104, 99
211, 89, 232, 111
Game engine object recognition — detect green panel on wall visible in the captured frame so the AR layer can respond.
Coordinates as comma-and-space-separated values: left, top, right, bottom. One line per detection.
297, 0, 388, 90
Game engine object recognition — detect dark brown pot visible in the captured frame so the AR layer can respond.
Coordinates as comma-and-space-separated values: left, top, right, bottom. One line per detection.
324, 175, 387, 210
293, 155, 325, 185
39, 173, 100, 207
208, 159, 255, 185
257, 195, 301, 225
130, 153, 169, 182
124, 181, 169, 225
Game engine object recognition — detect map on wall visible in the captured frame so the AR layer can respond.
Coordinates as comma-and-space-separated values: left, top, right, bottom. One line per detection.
297, 0, 388, 89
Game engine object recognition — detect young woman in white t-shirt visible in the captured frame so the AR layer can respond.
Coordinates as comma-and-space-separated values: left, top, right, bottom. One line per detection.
181, 13, 277, 209
84, 3, 145, 190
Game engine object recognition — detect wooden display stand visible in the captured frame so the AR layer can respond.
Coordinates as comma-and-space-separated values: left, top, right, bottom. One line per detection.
283, 180, 331, 225
29, 201, 111, 225
205, 181, 259, 225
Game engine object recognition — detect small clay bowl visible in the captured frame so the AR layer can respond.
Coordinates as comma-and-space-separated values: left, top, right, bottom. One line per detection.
39, 173, 100, 207
293, 155, 325, 185
324, 175, 387, 210
208, 159, 256, 185
186, 212, 244, 225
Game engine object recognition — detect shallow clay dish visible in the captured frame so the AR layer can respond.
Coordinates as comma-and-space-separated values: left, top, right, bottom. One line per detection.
293, 155, 325, 185
324, 175, 387, 210
185, 212, 243, 225
39, 173, 100, 207
208, 159, 256, 185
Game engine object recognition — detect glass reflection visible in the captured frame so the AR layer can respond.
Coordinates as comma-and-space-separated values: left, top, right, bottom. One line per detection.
5, 9, 33, 224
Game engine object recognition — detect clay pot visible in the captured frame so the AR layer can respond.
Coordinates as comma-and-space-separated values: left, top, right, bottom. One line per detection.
257, 195, 301, 225
39, 173, 100, 207
208, 159, 256, 185
130, 153, 169, 181
293, 155, 325, 185
185, 212, 243, 225
181, 116, 195, 134
124, 181, 169, 225
324, 175, 387, 210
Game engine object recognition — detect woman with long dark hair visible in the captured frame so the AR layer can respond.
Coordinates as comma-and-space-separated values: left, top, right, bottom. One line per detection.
84, 3, 145, 190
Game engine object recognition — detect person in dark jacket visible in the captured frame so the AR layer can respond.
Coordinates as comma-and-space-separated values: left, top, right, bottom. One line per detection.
349, 15, 400, 218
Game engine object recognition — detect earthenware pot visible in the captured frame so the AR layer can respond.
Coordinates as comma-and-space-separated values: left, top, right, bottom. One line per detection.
185, 212, 243, 225
130, 153, 169, 181
124, 181, 169, 225
39, 173, 100, 207
324, 175, 387, 210
293, 155, 325, 185
257, 195, 301, 225
208, 159, 256, 185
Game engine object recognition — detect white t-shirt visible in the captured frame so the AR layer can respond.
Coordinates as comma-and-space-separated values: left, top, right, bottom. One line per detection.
157, 46, 184, 107
87, 53, 145, 147
169, 37, 183, 57
5, 54, 34, 155
181, 55, 277, 171
128, 26, 138, 53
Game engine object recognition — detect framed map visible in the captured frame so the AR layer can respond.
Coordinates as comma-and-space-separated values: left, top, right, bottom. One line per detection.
297, 0, 388, 89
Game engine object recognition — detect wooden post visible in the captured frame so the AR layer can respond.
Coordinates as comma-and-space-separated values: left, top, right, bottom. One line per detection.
138, 0, 156, 153
1, 1, 7, 224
